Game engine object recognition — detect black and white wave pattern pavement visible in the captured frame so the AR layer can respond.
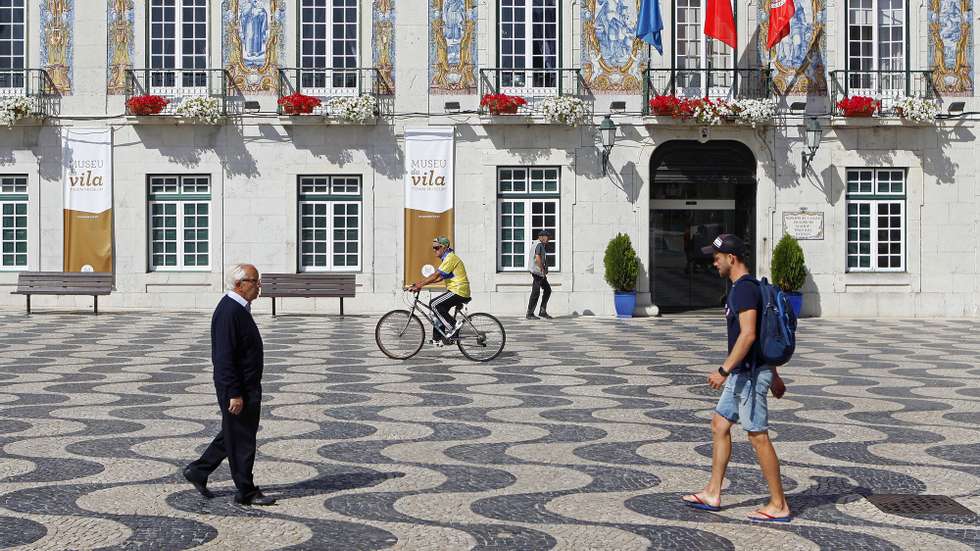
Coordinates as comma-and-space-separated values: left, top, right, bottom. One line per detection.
0, 312, 978, 550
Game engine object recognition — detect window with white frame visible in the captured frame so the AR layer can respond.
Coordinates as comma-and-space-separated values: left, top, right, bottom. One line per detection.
299, 0, 358, 95
148, 175, 210, 271
0, 0, 25, 93
0, 175, 27, 269
846, 168, 905, 272
673, 0, 734, 97
497, 167, 559, 272
298, 176, 361, 271
148, 0, 208, 91
499, 0, 559, 92
846, 0, 906, 96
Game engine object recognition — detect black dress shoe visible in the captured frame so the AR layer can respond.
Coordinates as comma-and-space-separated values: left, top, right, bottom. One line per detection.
235, 492, 276, 506
538, 311, 553, 319
182, 468, 214, 499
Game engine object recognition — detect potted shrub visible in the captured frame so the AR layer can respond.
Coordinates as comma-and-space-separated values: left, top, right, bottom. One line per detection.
278, 92, 322, 115
603, 233, 640, 318
836, 96, 879, 117
480, 93, 527, 115
127, 94, 168, 116
771, 234, 807, 317
648, 95, 682, 116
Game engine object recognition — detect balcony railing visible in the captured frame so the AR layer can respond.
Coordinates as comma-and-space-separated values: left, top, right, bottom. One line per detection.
478, 68, 593, 116
276, 67, 394, 117
0, 69, 59, 119
643, 68, 772, 113
125, 69, 240, 116
830, 69, 935, 114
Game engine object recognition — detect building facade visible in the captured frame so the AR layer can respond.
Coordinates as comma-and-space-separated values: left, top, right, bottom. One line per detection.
0, 0, 977, 317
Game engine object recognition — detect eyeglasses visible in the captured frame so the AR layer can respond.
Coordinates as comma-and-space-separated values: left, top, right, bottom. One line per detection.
432, 246, 442, 250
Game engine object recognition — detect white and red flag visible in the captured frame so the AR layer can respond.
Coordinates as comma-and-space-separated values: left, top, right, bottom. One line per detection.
766, 0, 796, 49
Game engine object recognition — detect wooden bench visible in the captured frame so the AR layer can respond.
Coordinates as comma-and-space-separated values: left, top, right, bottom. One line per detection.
11, 272, 114, 315
261, 273, 356, 316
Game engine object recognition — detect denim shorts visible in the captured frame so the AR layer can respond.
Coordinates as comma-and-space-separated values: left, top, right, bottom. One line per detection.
715, 367, 773, 432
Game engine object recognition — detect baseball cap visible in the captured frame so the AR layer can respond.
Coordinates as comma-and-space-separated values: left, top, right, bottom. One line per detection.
537, 229, 551, 237
702, 234, 747, 257
433, 236, 451, 247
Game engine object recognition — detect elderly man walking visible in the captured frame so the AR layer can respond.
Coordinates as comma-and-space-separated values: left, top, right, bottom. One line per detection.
183, 263, 275, 506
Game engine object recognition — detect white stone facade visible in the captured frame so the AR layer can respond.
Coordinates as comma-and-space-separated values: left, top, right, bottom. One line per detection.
0, 1, 978, 317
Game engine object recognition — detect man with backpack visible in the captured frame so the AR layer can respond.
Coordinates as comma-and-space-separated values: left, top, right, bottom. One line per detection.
682, 234, 791, 522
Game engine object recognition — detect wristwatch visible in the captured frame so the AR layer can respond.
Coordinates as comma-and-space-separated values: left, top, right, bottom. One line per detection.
717, 367, 731, 377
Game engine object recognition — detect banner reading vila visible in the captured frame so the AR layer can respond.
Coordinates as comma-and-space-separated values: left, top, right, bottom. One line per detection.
63, 128, 113, 272
404, 127, 455, 286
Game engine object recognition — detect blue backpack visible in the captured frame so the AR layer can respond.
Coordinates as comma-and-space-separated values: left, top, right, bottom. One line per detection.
754, 277, 797, 366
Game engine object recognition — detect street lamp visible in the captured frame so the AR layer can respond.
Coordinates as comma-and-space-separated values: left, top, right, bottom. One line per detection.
599, 114, 617, 175
801, 116, 823, 170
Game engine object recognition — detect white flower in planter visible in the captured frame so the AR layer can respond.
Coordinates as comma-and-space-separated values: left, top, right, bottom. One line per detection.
893, 96, 938, 123
174, 96, 222, 124
0, 96, 38, 127
327, 95, 378, 123
729, 98, 777, 127
540, 96, 588, 126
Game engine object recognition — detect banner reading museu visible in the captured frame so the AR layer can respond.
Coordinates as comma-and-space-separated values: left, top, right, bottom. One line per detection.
63, 128, 113, 273
404, 127, 455, 286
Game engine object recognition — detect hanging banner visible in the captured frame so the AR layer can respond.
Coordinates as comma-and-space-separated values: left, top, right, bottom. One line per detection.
404, 127, 455, 286
63, 127, 113, 272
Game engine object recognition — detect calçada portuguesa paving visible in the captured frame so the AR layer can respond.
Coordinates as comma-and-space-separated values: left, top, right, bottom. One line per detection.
0, 312, 977, 550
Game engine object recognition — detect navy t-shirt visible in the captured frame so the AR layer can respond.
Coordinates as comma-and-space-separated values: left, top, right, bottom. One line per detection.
725, 274, 763, 372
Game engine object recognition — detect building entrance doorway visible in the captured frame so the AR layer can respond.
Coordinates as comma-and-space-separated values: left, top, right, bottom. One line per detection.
650, 141, 757, 311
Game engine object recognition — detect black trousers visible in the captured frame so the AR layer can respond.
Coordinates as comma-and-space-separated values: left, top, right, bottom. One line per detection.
187, 395, 261, 500
430, 292, 470, 337
528, 274, 551, 314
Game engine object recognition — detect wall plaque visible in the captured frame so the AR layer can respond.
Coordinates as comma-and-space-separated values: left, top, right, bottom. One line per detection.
783, 210, 824, 240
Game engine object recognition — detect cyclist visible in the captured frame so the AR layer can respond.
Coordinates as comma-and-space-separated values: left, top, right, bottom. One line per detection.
408, 236, 471, 344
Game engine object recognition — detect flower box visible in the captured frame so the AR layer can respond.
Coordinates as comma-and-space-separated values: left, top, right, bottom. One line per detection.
481, 93, 527, 115
0, 96, 39, 127
278, 92, 322, 115
836, 96, 879, 117
648, 95, 683, 117
127, 95, 168, 116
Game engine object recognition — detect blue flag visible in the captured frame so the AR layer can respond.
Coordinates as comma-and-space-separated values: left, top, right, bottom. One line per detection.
636, 0, 664, 55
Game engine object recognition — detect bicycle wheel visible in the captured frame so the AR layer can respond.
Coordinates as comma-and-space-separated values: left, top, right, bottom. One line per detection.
376, 310, 425, 360
456, 313, 506, 362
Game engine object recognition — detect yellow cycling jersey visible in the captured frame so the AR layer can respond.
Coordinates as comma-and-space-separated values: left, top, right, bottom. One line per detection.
437, 250, 471, 298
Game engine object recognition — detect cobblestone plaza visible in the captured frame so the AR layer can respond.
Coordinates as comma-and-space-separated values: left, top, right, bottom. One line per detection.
0, 312, 978, 550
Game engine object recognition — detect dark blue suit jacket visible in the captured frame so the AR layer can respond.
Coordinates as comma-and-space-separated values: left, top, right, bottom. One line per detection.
211, 294, 264, 402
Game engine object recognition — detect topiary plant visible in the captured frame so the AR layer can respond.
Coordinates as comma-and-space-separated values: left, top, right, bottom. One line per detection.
603, 233, 640, 292
771, 234, 807, 291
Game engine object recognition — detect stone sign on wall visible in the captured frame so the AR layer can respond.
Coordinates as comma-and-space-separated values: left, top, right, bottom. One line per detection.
783, 210, 824, 240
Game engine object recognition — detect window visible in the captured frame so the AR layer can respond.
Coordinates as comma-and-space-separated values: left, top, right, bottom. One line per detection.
148, 0, 208, 91
299, 0, 358, 95
846, 0, 906, 97
497, 167, 559, 272
148, 175, 210, 271
673, 0, 735, 97
499, 0, 558, 92
846, 169, 905, 272
0, 175, 27, 269
298, 176, 361, 271
0, 0, 25, 93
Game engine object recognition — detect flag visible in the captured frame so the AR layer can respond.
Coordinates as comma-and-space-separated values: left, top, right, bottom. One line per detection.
766, 0, 796, 49
705, 0, 737, 49
636, 0, 664, 55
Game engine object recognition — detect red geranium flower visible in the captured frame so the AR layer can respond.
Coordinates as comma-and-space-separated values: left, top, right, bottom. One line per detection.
648, 95, 682, 116
480, 93, 528, 115
278, 92, 322, 115
127, 95, 168, 116
836, 96, 879, 117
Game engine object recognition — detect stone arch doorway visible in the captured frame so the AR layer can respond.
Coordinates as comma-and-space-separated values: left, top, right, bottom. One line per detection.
649, 140, 757, 312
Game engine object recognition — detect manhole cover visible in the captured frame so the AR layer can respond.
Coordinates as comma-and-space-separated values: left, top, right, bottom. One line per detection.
866, 494, 975, 516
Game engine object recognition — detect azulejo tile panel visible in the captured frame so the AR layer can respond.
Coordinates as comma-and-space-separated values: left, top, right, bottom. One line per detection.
223, 0, 286, 94
429, 0, 477, 94
106, 0, 135, 95
581, 0, 646, 93
41, 0, 74, 95
758, 0, 827, 95
928, 0, 974, 95
373, 0, 395, 92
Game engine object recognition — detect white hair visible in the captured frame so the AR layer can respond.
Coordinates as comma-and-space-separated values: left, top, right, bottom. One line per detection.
225, 264, 250, 290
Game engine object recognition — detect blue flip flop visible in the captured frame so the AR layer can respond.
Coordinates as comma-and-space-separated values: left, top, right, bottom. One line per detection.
683, 494, 721, 512
748, 511, 792, 523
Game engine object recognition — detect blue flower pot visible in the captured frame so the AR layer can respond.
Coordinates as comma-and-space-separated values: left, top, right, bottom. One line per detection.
785, 291, 803, 318
614, 291, 636, 318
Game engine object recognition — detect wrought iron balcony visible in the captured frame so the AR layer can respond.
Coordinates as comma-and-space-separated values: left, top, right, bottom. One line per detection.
125, 69, 239, 117
478, 68, 593, 116
830, 69, 935, 115
643, 68, 772, 114
276, 67, 394, 118
0, 69, 59, 120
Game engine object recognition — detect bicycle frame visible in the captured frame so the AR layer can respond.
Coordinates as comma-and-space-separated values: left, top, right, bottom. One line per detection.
401, 290, 476, 341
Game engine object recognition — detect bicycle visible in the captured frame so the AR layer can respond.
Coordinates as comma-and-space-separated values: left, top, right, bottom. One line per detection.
375, 289, 506, 362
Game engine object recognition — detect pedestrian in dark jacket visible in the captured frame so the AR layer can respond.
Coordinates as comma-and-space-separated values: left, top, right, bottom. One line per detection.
527, 229, 553, 319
